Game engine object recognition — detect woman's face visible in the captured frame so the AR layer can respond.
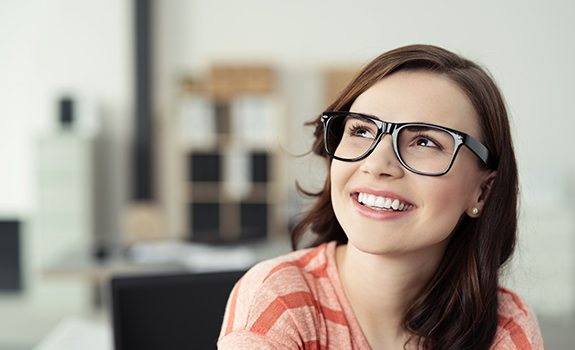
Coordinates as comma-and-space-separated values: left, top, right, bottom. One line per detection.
330, 70, 495, 256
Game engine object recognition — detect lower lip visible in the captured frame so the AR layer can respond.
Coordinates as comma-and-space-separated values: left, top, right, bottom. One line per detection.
350, 193, 415, 221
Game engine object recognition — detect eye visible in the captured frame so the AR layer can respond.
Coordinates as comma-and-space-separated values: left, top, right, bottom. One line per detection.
412, 135, 443, 150
348, 124, 376, 139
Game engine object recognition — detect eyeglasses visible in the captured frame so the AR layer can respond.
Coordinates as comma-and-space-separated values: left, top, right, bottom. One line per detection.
320, 111, 495, 176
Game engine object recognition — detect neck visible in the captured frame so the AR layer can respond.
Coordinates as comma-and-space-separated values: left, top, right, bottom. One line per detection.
336, 241, 447, 344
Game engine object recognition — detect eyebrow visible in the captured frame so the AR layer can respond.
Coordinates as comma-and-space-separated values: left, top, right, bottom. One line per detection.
403, 125, 434, 132
351, 112, 382, 121
351, 112, 448, 130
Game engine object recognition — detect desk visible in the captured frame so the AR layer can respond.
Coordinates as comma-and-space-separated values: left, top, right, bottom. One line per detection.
41, 237, 292, 307
42, 237, 291, 282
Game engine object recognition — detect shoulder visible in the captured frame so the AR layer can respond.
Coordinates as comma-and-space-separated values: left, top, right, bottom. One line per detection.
251, 241, 330, 281
234, 241, 330, 307
491, 286, 544, 349
218, 242, 333, 348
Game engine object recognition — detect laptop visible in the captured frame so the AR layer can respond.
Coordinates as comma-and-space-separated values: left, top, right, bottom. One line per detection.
110, 269, 246, 350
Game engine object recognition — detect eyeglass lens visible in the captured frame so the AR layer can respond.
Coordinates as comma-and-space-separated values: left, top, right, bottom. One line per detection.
325, 114, 456, 174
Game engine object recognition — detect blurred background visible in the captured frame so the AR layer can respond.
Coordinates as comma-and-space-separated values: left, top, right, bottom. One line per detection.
0, 0, 574, 349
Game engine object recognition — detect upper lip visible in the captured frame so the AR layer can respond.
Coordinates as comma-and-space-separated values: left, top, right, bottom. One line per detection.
351, 187, 416, 206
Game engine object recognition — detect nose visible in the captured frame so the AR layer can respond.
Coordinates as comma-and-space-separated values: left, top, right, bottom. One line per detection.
358, 134, 404, 178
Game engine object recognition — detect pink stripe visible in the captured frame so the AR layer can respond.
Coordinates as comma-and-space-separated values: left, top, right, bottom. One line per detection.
263, 246, 324, 283
250, 291, 348, 334
224, 278, 242, 335
498, 316, 531, 349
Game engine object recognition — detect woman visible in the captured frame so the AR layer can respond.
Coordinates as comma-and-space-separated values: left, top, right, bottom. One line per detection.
217, 44, 544, 349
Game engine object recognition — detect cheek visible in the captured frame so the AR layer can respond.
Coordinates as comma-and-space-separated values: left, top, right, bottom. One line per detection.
330, 163, 344, 208
423, 153, 479, 213
330, 161, 356, 219
427, 180, 462, 207
330, 161, 353, 194
418, 176, 470, 234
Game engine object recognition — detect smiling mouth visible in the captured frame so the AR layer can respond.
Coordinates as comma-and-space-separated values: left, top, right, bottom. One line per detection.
350, 192, 415, 212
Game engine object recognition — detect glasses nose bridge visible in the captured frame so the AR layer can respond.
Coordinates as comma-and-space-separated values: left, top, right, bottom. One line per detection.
371, 121, 399, 155
375, 121, 398, 146
379, 120, 397, 136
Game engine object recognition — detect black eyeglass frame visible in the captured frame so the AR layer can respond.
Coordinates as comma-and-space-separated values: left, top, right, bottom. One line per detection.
320, 111, 495, 176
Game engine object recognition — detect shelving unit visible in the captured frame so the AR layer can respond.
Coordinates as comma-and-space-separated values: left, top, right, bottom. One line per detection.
174, 65, 288, 244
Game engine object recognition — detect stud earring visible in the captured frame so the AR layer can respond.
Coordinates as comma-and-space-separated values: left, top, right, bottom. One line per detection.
472, 207, 479, 215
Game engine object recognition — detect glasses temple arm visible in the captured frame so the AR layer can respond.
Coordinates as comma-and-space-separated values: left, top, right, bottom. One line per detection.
464, 135, 495, 169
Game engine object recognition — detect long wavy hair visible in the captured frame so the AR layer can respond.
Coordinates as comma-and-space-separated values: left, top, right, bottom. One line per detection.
290, 44, 518, 349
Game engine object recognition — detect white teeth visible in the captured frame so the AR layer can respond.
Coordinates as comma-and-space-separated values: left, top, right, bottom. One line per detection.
356, 192, 413, 211
384, 198, 392, 208
367, 194, 377, 206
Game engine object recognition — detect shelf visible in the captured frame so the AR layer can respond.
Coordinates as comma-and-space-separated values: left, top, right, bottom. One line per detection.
171, 69, 288, 243
188, 182, 268, 202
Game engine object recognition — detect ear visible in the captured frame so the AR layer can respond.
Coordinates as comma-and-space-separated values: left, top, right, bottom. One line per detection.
477, 170, 497, 203
467, 170, 497, 217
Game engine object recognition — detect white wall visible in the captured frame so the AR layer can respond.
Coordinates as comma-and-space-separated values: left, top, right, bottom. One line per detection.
0, 0, 132, 222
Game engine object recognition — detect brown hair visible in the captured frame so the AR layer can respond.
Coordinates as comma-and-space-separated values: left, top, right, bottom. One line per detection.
290, 44, 518, 349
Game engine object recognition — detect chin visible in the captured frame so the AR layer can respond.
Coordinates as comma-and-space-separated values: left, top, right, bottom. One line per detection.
344, 232, 401, 254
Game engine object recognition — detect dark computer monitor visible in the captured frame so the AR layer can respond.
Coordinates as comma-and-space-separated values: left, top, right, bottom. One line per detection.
110, 269, 246, 350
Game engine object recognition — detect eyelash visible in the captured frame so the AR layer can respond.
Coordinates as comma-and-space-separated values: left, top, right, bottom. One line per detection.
412, 132, 444, 151
348, 124, 373, 137
348, 124, 444, 151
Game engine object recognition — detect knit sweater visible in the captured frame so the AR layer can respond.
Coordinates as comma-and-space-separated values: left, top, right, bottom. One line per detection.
218, 241, 544, 349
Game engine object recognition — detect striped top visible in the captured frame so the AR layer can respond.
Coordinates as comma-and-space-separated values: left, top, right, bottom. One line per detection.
218, 241, 544, 349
